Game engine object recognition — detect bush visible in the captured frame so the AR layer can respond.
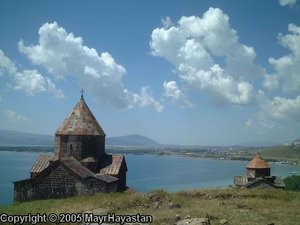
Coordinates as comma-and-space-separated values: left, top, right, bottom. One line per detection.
284, 175, 300, 191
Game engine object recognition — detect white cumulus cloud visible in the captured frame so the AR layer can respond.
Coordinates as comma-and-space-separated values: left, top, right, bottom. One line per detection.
161, 16, 174, 29
126, 87, 164, 112
163, 81, 193, 108
18, 22, 162, 111
0, 50, 17, 75
179, 64, 255, 105
265, 24, 300, 93
150, 7, 263, 105
0, 50, 64, 99
261, 96, 300, 122
279, 0, 297, 7
246, 93, 300, 131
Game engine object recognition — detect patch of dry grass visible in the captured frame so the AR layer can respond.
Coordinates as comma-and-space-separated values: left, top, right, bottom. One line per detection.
1, 188, 300, 225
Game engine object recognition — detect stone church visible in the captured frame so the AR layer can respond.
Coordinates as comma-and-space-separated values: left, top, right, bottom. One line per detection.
14, 93, 127, 202
234, 153, 285, 189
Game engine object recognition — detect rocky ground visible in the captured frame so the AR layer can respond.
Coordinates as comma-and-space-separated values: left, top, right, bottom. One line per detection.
1, 188, 299, 225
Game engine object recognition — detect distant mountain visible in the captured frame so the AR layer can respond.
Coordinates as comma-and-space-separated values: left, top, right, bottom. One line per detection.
0, 130, 159, 147
0, 130, 54, 146
106, 134, 160, 146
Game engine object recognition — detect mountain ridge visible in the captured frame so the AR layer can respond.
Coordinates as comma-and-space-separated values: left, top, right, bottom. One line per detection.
1, 129, 298, 148
0, 130, 160, 147
106, 134, 160, 146
0, 130, 54, 146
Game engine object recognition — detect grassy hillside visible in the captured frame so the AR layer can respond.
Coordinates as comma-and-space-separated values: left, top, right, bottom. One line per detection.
260, 145, 300, 162
1, 188, 300, 225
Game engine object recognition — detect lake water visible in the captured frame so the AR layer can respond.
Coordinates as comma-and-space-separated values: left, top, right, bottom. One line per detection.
0, 151, 299, 205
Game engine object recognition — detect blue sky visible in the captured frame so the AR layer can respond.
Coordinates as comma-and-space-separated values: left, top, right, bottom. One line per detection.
0, 0, 300, 145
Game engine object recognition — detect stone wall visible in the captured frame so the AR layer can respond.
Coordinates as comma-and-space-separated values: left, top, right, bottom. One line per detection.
247, 168, 270, 178
82, 135, 105, 160
55, 135, 105, 161
14, 162, 117, 202
77, 177, 117, 196
116, 163, 127, 191
14, 179, 34, 202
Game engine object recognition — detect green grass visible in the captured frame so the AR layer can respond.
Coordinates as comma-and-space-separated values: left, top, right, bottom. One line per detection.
260, 145, 300, 162
1, 188, 300, 225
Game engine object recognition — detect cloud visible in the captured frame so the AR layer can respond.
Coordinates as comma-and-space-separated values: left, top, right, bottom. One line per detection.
161, 16, 174, 29
13, 70, 64, 98
265, 24, 300, 93
251, 23, 300, 135
246, 93, 300, 131
261, 96, 300, 123
263, 74, 279, 91
179, 64, 255, 105
4, 110, 28, 122
13, 70, 47, 94
126, 86, 164, 112
18, 22, 162, 111
163, 81, 193, 108
0, 50, 17, 75
0, 50, 64, 99
279, 0, 297, 7
150, 7, 263, 105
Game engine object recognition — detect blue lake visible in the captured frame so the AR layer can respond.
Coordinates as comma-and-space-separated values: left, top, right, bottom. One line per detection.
0, 151, 299, 205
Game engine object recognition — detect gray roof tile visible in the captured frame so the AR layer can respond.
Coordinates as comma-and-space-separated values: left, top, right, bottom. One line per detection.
31, 154, 54, 174
56, 97, 105, 136
99, 155, 127, 176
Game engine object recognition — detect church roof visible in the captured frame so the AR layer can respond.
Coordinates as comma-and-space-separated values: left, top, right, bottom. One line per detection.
94, 173, 119, 183
99, 155, 127, 176
247, 153, 270, 169
31, 154, 54, 174
246, 177, 275, 188
234, 175, 285, 188
80, 157, 97, 163
60, 157, 95, 178
31, 156, 118, 183
56, 96, 106, 136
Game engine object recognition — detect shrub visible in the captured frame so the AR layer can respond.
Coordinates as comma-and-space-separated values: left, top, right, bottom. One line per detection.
284, 175, 300, 191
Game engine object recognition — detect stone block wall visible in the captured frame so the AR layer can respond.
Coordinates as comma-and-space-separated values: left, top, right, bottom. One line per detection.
55, 135, 105, 161
116, 165, 127, 191
247, 168, 270, 178
14, 163, 116, 202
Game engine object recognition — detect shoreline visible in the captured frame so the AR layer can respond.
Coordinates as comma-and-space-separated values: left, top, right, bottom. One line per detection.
1, 146, 299, 167
0, 150, 299, 206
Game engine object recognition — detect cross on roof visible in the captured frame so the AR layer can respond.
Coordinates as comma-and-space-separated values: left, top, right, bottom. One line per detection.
81, 88, 84, 98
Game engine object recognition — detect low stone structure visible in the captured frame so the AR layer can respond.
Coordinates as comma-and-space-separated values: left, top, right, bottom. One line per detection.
14, 93, 127, 202
234, 153, 285, 189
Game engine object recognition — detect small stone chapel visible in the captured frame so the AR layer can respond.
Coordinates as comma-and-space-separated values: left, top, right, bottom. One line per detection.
234, 153, 285, 189
14, 92, 127, 202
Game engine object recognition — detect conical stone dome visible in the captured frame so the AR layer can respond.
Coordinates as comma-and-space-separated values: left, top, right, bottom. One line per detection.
56, 96, 105, 136
247, 153, 270, 169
